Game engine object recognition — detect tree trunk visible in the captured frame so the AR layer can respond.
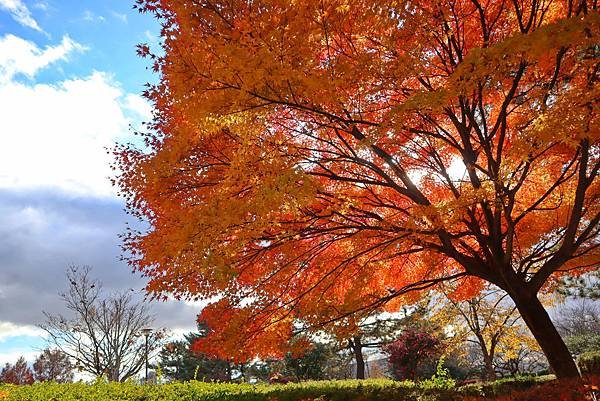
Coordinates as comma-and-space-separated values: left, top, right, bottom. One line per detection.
512, 291, 579, 378
350, 336, 366, 379
239, 363, 245, 382
474, 333, 496, 381
482, 354, 496, 381
226, 360, 232, 382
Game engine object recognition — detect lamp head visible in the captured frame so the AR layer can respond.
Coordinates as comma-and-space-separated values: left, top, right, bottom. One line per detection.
141, 328, 153, 336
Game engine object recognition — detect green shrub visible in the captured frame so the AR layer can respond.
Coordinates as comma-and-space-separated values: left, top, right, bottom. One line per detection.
420, 358, 456, 391
457, 375, 553, 398
566, 334, 600, 356
578, 351, 600, 376
0, 375, 569, 401
0, 379, 454, 401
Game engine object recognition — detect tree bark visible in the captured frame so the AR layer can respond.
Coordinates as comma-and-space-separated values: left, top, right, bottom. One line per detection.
226, 360, 232, 382
482, 353, 496, 381
512, 291, 579, 378
350, 336, 366, 379
473, 331, 496, 381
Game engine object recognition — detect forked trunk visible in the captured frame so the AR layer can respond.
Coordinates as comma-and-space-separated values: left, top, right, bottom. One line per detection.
512, 291, 579, 378
475, 333, 496, 381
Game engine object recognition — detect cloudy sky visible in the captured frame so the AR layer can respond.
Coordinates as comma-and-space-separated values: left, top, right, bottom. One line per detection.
0, 0, 200, 366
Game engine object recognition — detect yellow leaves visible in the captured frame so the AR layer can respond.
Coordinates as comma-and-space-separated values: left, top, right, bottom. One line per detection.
496, 326, 541, 360
383, 12, 599, 131
515, 83, 600, 155
335, 3, 351, 14
453, 13, 600, 92
387, 90, 451, 124
404, 185, 495, 234
435, 284, 540, 365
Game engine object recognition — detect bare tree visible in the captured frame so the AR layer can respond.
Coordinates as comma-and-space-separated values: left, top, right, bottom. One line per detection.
553, 300, 600, 357
40, 266, 164, 382
554, 300, 600, 338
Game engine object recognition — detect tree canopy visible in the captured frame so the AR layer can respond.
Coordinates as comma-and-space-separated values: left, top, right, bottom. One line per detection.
32, 349, 74, 383
116, 0, 600, 378
0, 357, 34, 385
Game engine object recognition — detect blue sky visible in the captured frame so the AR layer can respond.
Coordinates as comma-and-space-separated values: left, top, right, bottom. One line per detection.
0, 0, 199, 367
1, 0, 157, 91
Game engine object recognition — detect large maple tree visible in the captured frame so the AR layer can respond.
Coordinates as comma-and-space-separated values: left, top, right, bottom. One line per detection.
116, 0, 600, 378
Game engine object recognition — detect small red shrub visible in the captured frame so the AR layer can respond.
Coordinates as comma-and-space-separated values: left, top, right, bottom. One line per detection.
384, 329, 442, 381
473, 376, 600, 401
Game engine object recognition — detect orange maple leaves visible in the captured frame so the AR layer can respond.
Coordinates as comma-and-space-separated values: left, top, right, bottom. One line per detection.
117, 0, 599, 363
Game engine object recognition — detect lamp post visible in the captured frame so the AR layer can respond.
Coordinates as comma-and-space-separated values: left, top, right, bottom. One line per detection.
141, 328, 153, 383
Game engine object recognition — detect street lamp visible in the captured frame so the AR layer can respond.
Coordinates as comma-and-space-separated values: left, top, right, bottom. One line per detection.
141, 328, 153, 383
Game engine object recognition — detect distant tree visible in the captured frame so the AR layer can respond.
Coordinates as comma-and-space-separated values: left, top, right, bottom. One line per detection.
347, 313, 418, 379
384, 330, 442, 381
555, 301, 600, 337
32, 348, 74, 383
248, 340, 354, 382
40, 266, 165, 382
337, 300, 432, 379
434, 285, 545, 381
283, 341, 332, 381
228, 338, 342, 382
322, 351, 354, 380
243, 358, 284, 382
554, 300, 600, 357
559, 272, 600, 300
158, 322, 231, 382
346, 336, 367, 380
494, 345, 548, 377
565, 335, 600, 357
0, 357, 34, 385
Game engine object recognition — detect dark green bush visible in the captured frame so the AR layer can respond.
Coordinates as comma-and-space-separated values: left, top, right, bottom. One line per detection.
578, 351, 600, 376
457, 375, 554, 398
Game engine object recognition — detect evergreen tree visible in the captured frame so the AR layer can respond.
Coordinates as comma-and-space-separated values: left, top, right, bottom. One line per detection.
158, 322, 231, 382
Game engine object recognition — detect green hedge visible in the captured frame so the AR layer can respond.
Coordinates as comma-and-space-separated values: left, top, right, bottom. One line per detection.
0, 379, 460, 401
458, 374, 554, 398
578, 351, 600, 376
0, 376, 565, 401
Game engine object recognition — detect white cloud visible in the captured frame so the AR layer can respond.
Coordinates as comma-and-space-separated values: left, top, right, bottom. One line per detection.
82, 9, 104, 23
0, 350, 39, 366
32, 1, 48, 11
124, 93, 152, 121
0, 72, 137, 196
144, 30, 156, 42
0, 34, 150, 197
0, 34, 86, 82
0, 321, 45, 342
0, 0, 43, 32
1, 205, 47, 234
112, 11, 127, 23
143, 30, 163, 55
0, 323, 46, 366
159, 327, 190, 342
